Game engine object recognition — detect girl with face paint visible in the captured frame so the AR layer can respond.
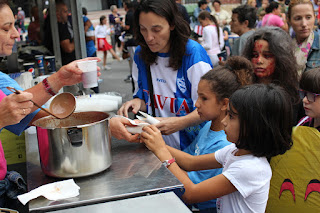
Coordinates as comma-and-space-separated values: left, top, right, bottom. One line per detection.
242, 27, 302, 124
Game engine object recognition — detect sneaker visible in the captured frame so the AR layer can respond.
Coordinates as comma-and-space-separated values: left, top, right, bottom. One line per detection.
103, 65, 111, 70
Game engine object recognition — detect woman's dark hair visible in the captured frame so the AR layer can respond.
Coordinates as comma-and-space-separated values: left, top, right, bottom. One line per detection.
99, 15, 106, 25
133, 0, 191, 70
300, 68, 320, 94
266, 1, 279, 13
229, 84, 293, 158
201, 56, 253, 101
242, 27, 299, 103
198, 11, 220, 44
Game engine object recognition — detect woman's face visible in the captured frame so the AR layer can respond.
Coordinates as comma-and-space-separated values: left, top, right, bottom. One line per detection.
0, 5, 19, 57
289, 4, 315, 43
251, 39, 276, 82
139, 12, 174, 53
249, 0, 257, 8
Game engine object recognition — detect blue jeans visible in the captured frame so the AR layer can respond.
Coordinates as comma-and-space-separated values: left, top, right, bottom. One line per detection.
0, 171, 26, 207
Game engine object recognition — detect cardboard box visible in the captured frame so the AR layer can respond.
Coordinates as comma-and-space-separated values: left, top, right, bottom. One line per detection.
0, 129, 26, 165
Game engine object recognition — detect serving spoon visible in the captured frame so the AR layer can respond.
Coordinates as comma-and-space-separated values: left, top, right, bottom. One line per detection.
6, 86, 76, 119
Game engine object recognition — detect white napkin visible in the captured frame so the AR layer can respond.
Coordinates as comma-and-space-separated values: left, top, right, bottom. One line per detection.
125, 122, 150, 134
138, 111, 160, 125
114, 115, 150, 134
18, 179, 80, 205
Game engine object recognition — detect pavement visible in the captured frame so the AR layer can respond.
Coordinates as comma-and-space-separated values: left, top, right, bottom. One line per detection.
96, 57, 134, 104
84, 8, 134, 103
88, 8, 135, 104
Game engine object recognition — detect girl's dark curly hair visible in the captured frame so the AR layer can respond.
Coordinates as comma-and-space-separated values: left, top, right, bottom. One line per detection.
133, 0, 191, 70
242, 27, 299, 104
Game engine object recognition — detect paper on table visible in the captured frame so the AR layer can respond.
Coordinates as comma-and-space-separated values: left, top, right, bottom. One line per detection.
18, 179, 80, 205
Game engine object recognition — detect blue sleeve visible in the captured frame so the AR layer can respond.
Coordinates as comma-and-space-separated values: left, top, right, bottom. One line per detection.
132, 46, 148, 103
0, 72, 39, 136
184, 39, 212, 69
83, 16, 89, 23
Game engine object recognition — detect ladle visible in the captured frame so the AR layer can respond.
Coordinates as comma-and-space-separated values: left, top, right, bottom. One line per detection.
6, 86, 76, 119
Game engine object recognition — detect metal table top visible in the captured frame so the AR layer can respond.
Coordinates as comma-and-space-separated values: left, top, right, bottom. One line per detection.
25, 128, 183, 212
49, 192, 191, 213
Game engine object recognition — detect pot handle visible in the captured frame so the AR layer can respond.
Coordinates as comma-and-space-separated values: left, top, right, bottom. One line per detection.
67, 128, 83, 147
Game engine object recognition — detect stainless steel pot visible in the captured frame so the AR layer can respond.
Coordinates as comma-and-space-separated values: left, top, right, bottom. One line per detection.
33, 111, 112, 178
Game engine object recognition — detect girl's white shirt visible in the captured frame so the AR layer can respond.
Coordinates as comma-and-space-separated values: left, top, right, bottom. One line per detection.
95, 25, 110, 38
201, 25, 224, 56
215, 143, 272, 213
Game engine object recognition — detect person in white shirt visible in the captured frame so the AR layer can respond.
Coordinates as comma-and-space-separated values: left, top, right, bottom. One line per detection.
198, 11, 224, 67
210, 0, 231, 27
141, 84, 293, 213
95, 15, 120, 70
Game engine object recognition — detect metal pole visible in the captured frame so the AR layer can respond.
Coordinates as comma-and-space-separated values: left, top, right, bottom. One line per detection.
70, 0, 87, 59
49, 0, 62, 69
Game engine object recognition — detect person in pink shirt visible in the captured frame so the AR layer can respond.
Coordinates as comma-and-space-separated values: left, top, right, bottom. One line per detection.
0, 90, 33, 179
0, 0, 100, 208
262, 1, 288, 32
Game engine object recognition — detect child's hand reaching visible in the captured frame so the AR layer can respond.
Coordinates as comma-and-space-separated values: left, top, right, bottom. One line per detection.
141, 125, 167, 155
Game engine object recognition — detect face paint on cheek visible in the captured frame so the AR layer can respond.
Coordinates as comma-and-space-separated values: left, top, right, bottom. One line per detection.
265, 60, 275, 76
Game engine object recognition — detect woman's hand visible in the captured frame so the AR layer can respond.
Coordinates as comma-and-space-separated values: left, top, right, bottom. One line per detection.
109, 117, 140, 142
49, 57, 101, 90
140, 125, 167, 155
118, 98, 146, 117
0, 91, 33, 128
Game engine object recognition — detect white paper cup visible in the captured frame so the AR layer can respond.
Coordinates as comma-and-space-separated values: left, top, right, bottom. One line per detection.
77, 60, 98, 88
